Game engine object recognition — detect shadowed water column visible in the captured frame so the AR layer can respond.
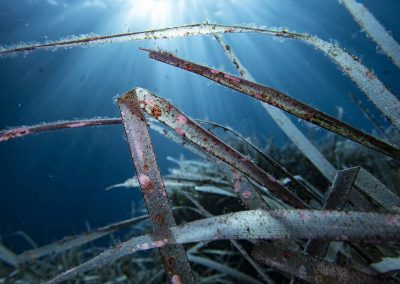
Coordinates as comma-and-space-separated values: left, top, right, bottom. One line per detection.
118, 91, 195, 284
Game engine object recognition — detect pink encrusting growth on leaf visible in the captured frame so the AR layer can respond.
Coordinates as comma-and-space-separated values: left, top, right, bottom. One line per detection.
223, 73, 241, 83
210, 69, 220, 74
242, 191, 252, 199
138, 174, 153, 192
176, 114, 188, 126
175, 127, 185, 136
172, 274, 183, 284
234, 179, 241, 192
385, 215, 400, 226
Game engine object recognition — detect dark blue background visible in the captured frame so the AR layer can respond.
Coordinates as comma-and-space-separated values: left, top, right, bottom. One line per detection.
0, 0, 399, 250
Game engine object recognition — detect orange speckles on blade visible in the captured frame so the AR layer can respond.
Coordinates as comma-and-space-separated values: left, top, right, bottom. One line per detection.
152, 213, 166, 226
151, 104, 162, 119
183, 63, 193, 71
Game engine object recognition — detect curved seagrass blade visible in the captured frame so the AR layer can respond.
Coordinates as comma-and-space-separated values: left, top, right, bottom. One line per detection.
341, 0, 400, 69
118, 93, 195, 284
291, 167, 360, 283
213, 32, 336, 184
182, 190, 273, 283
252, 241, 392, 284
47, 209, 400, 283
0, 118, 121, 142
124, 88, 308, 208
16, 215, 148, 264
0, 243, 18, 268
142, 48, 400, 161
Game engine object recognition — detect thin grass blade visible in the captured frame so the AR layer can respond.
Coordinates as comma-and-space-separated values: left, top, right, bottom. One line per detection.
127, 88, 307, 208
118, 93, 195, 283
0, 243, 18, 267
47, 209, 400, 283
17, 215, 148, 263
355, 168, 400, 213
0, 118, 121, 142
253, 242, 389, 284
341, 0, 400, 69
213, 33, 336, 182
143, 48, 400, 160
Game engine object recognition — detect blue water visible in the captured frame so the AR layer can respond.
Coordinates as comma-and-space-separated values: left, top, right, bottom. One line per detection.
0, 0, 399, 249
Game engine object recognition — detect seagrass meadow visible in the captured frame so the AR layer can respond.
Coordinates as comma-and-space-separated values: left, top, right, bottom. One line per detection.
0, 0, 400, 283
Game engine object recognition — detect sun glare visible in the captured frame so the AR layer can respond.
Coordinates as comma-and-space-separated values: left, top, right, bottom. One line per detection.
126, 0, 183, 26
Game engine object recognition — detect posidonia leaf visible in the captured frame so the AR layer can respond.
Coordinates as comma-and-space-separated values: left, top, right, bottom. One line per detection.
252, 241, 391, 284
304, 167, 359, 258
16, 215, 148, 263
143, 49, 400, 160
198, 118, 321, 203
118, 93, 195, 283
126, 88, 308, 208
0, 243, 18, 267
290, 167, 360, 283
47, 209, 400, 283
341, 0, 400, 69
213, 33, 336, 183
0, 23, 312, 56
371, 257, 400, 273
181, 191, 274, 283
188, 255, 264, 284
322, 167, 360, 211
354, 168, 400, 213
0, 118, 121, 142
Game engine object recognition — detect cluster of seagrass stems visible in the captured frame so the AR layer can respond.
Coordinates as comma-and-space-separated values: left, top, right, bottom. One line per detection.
1, 1, 400, 282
